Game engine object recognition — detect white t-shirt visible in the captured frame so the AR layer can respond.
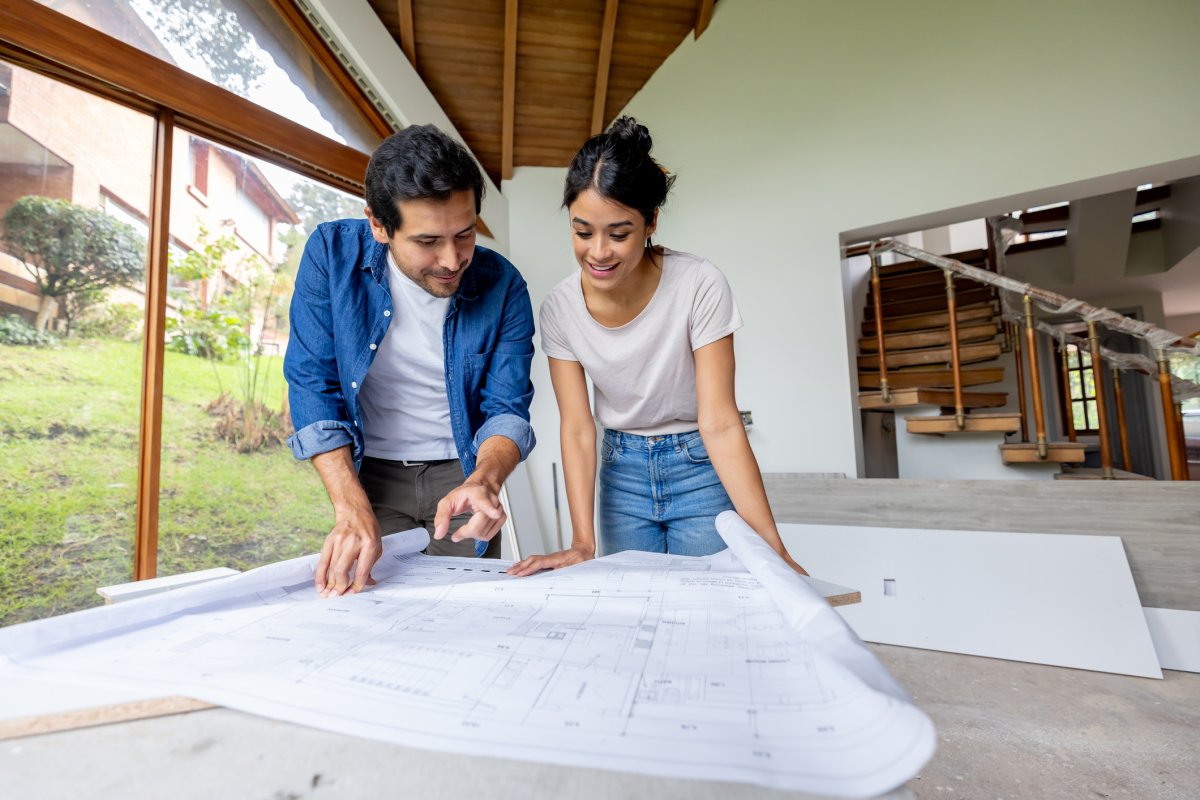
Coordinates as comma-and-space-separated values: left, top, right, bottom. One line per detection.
359, 250, 458, 461
539, 248, 743, 435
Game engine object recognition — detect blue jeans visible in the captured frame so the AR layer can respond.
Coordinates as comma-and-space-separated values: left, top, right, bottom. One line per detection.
598, 429, 734, 557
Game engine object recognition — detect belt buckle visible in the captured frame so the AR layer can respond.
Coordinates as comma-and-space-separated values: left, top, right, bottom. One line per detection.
399, 459, 426, 467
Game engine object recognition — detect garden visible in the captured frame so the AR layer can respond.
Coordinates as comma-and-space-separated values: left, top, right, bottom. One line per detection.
0, 195, 336, 626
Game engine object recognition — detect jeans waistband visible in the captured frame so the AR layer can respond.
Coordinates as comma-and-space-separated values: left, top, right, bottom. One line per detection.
603, 428, 702, 451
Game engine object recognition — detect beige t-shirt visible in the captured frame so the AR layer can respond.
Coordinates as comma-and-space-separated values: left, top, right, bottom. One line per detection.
539, 248, 743, 435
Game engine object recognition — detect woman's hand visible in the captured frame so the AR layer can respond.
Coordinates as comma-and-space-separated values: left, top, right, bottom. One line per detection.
780, 550, 809, 576
507, 545, 594, 577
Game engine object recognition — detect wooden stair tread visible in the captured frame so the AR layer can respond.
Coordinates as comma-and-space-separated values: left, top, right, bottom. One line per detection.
867, 286, 995, 318
858, 322, 998, 352
1055, 467, 1156, 481
859, 388, 1007, 410
905, 413, 1021, 435
858, 366, 1005, 390
868, 276, 995, 305
857, 341, 1002, 370
862, 303, 997, 336
999, 442, 1086, 464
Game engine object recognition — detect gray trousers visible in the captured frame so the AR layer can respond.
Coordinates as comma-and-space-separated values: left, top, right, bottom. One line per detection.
358, 456, 501, 559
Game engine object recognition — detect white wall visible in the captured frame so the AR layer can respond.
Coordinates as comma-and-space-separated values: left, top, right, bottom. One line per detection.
580, 0, 1200, 478
1167, 313, 1200, 337
504, 167, 574, 549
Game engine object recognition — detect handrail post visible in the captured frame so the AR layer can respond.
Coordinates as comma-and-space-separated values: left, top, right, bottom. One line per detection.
869, 246, 890, 403
1111, 366, 1131, 473
1175, 403, 1191, 481
1024, 296, 1047, 459
1060, 345, 1077, 443
944, 270, 965, 429
1011, 320, 1029, 442
1158, 349, 1188, 480
1086, 321, 1114, 479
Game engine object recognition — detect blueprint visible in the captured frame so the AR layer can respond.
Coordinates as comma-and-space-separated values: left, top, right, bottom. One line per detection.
0, 515, 935, 798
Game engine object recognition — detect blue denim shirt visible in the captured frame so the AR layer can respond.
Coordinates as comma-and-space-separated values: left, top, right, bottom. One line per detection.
283, 218, 536, 479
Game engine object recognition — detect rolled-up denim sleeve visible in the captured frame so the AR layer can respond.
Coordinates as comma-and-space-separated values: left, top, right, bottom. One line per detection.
473, 274, 536, 462
283, 227, 356, 462
473, 412, 535, 461
287, 420, 359, 462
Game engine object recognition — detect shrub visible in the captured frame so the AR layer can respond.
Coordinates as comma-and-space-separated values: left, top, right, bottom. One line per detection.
165, 308, 251, 361
0, 314, 59, 347
207, 391, 293, 453
76, 302, 144, 341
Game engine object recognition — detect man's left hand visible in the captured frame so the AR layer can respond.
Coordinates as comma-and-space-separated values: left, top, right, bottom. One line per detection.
433, 481, 506, 543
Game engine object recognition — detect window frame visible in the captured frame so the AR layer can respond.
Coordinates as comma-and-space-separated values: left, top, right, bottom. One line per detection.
0, 0, 383, 579
1057, 342, 1100, 435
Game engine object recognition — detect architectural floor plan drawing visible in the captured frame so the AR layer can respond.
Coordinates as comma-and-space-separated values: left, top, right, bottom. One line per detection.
0, 516, 935, 798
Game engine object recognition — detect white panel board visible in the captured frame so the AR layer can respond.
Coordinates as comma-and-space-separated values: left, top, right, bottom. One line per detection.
1143, 607, 1200, 673
499, 462, 545, 561
779, 523, 1161, 678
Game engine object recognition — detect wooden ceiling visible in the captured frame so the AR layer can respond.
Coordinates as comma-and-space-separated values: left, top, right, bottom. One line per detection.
366, 0, 717, 184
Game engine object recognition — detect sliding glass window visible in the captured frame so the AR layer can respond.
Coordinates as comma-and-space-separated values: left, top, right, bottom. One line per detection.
0, 59, 154, 624
33, 0, 381, 152
156, 132, 363, 576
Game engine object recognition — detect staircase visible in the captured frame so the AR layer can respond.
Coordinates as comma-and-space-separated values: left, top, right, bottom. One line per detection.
856, 247, 1085, 474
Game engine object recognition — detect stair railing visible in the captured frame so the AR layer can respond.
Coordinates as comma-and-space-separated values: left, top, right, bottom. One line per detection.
858, 238, 1199, 479
1011, 321, 1030, 442
868, 243, 891, 403
1111, 366, 1132, 472
1022, 295, 1050, 458
1034, 316, 1199, 478
945, 270, 965, 428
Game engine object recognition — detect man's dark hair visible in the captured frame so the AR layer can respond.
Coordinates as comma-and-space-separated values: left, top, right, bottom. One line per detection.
364, 125, 485, 236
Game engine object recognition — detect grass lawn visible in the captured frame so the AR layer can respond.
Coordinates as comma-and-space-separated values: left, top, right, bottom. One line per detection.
0, 337, 331, 626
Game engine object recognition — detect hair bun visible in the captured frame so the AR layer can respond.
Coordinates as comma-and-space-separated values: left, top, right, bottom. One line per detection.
607, 116, 653, 156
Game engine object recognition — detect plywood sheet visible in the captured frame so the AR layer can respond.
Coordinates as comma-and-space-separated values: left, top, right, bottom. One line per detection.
778, 523, 1162, 678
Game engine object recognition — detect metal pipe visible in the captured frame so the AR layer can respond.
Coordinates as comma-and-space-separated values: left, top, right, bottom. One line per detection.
944, 270, 964, 429
1024, 296, 1047, 459
1111, 366, 1131, 473
1011, 320, 1029, 443
1086, 321, 1114, 479
869, 246, 890, 403
1158, 350, 1189, 480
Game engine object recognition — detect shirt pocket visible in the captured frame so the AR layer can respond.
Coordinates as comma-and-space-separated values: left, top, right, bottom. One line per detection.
465, 350, 493, 394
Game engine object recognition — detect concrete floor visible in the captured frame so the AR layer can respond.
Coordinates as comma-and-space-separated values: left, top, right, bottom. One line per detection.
874, 644, 1199, 799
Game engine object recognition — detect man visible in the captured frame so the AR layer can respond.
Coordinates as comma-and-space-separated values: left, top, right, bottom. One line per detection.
284, 125, 535, 597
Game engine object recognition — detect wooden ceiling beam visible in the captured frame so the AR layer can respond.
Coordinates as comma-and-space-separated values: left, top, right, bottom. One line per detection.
694, 0, 714, 39
397, 0, 416, 65
501, 0, 518, 181
590, 0, 619, 135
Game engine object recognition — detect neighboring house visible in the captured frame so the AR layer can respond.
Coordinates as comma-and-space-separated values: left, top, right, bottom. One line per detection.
0, 60, 297, 330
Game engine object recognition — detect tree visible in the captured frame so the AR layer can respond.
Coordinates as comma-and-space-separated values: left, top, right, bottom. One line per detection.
130, 0, 267, 96
2, 196, 145, 334
286, 182, 363, 235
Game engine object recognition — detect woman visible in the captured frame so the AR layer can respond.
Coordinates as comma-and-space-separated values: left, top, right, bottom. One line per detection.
508, 117, 805, 577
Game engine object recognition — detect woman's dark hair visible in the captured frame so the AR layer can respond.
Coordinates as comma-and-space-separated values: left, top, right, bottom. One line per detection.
365, 124, 485, 236
562, 116, 674, 225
